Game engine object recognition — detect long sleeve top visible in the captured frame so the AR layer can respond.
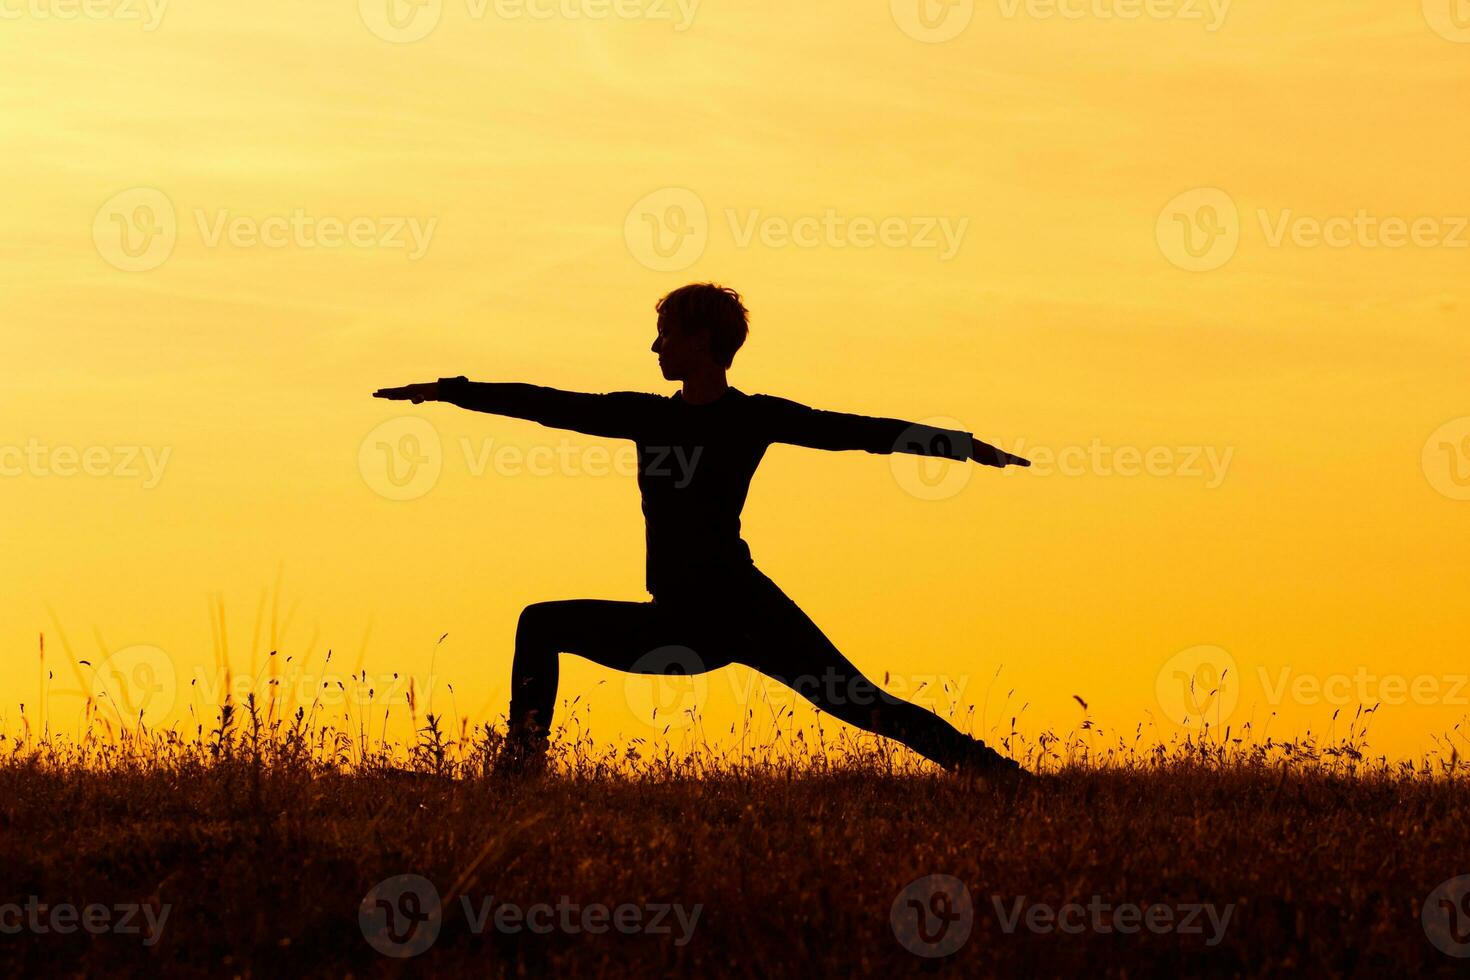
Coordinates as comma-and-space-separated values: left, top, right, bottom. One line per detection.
437, 379, 973, 601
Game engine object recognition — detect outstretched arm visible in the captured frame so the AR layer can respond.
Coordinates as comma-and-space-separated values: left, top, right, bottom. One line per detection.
753, 394, 1029, 467
373, 377, 658, 441
966, 437, 1030, 468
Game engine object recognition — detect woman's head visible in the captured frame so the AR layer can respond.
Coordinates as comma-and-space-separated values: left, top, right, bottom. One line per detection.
651, 283, 749, 380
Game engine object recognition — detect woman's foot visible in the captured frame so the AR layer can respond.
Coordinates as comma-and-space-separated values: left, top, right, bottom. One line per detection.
495, 727, 550, 778
951, 737, 1030, 782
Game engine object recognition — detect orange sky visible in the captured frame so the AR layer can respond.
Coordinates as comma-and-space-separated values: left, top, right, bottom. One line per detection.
3, 0, 1468, 761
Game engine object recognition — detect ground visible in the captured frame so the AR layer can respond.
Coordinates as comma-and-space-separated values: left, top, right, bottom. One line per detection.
2, 734, 1468, 976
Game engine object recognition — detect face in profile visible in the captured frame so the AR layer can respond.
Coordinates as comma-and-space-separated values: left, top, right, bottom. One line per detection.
652, 314, 714, 381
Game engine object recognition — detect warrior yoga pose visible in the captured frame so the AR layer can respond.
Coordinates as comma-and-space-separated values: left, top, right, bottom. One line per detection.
374, 283, 1031, 775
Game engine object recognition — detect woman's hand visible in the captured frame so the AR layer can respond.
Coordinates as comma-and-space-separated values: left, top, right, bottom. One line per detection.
372, 382, 441, 404
971, 436, 1030, 468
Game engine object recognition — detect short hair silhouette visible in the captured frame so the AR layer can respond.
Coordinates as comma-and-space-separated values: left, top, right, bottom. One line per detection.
655, 282, 749, 368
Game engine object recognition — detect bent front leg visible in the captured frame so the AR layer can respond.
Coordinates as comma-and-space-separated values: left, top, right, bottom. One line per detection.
508, 598, 725, 742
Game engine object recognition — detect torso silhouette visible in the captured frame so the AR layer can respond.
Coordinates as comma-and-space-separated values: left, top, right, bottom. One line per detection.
437, 379, 970, 601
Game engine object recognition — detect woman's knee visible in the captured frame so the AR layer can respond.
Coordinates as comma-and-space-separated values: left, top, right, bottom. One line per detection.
516, 601, 566, 644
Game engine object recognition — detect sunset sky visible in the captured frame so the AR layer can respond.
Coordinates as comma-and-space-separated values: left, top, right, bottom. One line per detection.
3, 0, 1467, 761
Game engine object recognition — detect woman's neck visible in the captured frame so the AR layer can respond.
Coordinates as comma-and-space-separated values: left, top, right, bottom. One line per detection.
680, 372, 730, 405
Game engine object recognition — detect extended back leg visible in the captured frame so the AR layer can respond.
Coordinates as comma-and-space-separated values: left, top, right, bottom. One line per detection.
735, 582, 1017, 773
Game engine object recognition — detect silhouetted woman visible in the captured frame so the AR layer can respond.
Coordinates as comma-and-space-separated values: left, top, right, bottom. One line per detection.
374, 283, 1030, 776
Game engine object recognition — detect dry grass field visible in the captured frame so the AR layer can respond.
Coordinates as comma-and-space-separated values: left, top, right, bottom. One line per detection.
3, 692, 1470, 978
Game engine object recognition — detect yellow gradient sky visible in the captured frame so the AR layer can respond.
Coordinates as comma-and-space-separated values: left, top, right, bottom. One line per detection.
3, 0, 1467, 761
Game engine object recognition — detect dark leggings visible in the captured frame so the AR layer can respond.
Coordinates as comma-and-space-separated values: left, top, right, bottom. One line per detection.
508, 566, 975, 768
